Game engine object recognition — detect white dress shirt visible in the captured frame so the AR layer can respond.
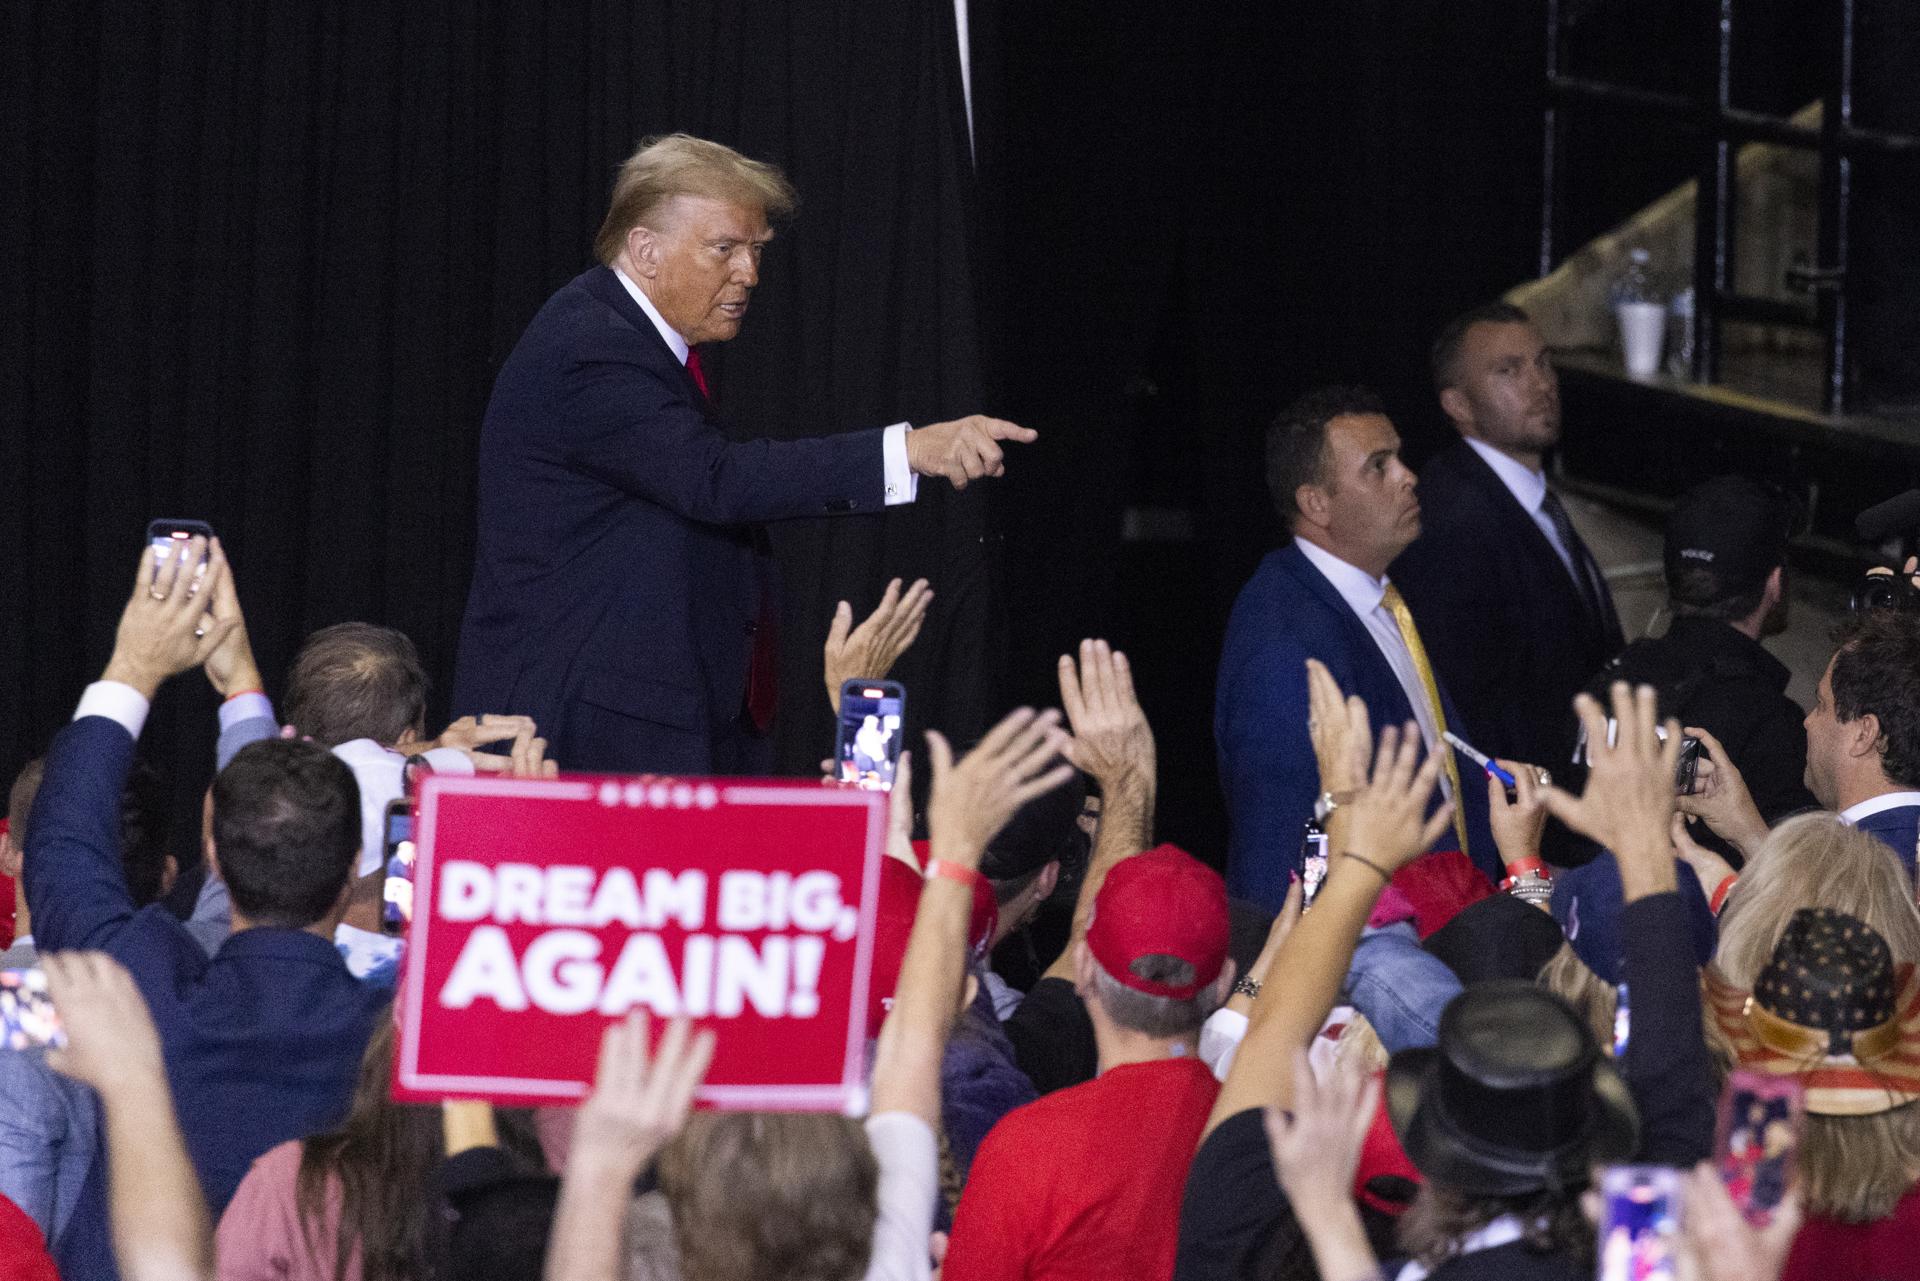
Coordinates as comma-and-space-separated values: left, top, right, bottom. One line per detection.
613, 267, 916, 505
1841, 792, 1920, 825
1295, 539, 1451, 799
1464, 436, 1579, 581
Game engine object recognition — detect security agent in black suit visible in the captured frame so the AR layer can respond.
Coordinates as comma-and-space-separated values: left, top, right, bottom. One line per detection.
452, 134, 1034, 774
1391, 301, 1624, 774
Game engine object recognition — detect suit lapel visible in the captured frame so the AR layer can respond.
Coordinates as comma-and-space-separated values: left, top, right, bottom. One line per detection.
1450, 444, 1601, 637
1274, 542, 1417, 722
582, 267, 713, 414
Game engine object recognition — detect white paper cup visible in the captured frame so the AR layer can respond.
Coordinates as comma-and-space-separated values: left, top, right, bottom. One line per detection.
1617, 302, 1667, 379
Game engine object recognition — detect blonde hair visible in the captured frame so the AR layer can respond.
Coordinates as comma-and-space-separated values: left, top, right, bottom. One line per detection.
594, 134, 797, 266
1537, 942, 1617, 1051
1705, 813, 1920, 1221
1714, 813, 1920, 987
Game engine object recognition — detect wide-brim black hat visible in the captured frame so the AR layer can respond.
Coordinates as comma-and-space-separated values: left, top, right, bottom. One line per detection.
1386, 980, 1638, 1197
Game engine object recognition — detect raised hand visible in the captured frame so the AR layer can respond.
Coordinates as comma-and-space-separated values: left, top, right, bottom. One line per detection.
925, 709, 1075, 867
905, 415, 1038, 491
1487, 756, 1549, 868
571, 1012, 715, 1179
1056, 639, 1154, 793
43, 951, 166, 1100
201, 552, 264, 699
1680, 1164, 1802, 1281
103, 536, 239, 699
824, 578, 932, 713
1336, 723, 1452, 878
430, 713, 539, 758
1540, 683, 1680, 891
1671, 811, 1736, 901
1264, 1051, 1380, 1218
1675, 724, 1770, 858
1305, 659, 1370, 798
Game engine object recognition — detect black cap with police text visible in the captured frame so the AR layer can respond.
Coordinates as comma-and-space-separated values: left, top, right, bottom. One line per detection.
1664, 476, 1793, 605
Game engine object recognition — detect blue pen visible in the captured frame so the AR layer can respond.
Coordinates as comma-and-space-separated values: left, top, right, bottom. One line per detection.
1442, 730, 1518, 789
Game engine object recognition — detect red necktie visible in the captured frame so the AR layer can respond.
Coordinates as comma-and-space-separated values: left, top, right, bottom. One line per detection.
685, 348, 711, 401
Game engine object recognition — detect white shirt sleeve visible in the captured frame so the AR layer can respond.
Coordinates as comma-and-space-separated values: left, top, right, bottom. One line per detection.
861, 1111, 938, 1281
1199, 1007, 1250, 1081
882, 424, 918, 506
72, 681, 152, 740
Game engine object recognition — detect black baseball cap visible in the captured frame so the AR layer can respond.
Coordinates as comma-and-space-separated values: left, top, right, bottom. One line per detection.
1664, 476, 1797, 604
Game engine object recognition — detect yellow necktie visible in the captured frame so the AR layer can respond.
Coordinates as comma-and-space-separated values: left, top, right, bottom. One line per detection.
1381, 583, 1470, 858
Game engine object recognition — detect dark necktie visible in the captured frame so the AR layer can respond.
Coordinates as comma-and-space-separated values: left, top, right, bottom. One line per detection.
1540, 488, 1608, 626
686, 348, 780, 734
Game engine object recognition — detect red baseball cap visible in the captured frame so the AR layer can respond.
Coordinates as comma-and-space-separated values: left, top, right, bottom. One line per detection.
1085, 843, 1229, 999
867, 854, 998, 1038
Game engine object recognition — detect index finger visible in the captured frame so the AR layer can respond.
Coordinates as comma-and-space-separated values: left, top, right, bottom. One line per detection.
982, 417, 1038, 443
1056, 652, 1088, 729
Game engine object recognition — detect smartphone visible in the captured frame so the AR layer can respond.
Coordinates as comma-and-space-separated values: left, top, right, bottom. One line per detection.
1673, 735, 1704, 796
1714, 1070, 1804, 1225
835, 680, 905, 792
0, 969, 64, 1050
1597, 1165, 1683, 1281
381, 798, 416, 936
146, 519, 215, 584
1612, 982, 1630, 1058
1299, 819, 1329, 908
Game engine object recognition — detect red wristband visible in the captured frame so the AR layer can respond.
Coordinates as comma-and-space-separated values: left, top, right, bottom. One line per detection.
1503, 856, 1547, 880
222, 688, 265, 703
927, 858, 985, 890
1709, 873, 1739, 915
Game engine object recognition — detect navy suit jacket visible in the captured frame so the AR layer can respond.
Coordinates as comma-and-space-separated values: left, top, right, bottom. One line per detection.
452, 265, 888, 773
1391, 440, 1624, 772
1853, 803, 1920, 882
23, 717, 390, 1228
1215, 542, 1499, 912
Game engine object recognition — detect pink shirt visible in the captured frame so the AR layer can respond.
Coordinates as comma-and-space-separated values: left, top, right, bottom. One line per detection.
216, 1140, 360, 1281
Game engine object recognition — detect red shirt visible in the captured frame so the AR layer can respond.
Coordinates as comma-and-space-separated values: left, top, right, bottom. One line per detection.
1786, 1182, 1920, 1281
0, 1194, 59, 1281
943, 1055, 1219, 1281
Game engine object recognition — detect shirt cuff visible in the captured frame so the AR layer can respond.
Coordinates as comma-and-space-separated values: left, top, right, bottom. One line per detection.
217, 691, 274, 732
881, 423, 918, 506
73, 681, 151, 740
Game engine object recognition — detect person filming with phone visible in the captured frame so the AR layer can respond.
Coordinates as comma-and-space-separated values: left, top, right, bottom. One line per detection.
450, 133, 1035, 775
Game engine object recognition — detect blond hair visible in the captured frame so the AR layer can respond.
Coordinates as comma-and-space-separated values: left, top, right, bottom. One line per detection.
1706, 813, 1920, 1221
1537, 942, 1617, 1051
594, 133, 797, 266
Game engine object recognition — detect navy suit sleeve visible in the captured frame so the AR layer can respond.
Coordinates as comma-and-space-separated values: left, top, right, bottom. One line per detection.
558, 345, 887, 525
23, 718, 140, 952
1621, 892, 1715, 1165
1218, 634, 1319, 910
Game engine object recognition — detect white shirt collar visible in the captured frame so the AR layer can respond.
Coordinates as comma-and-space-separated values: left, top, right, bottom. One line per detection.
1464, 436, 1548, 515
1295, 536, 1388, 616
1840, 792, 1920, 824
612, 266, 690, 365
1395, 1215, 1528, 1281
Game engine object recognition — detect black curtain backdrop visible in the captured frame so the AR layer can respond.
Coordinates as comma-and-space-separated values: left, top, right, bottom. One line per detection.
2, 2, 994, 859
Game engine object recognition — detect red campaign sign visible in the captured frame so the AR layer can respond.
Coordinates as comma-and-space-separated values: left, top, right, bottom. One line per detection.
393, 774, 886, 1111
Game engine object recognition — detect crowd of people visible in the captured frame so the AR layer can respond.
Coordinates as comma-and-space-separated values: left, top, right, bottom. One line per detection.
10, 130, 1920, 1281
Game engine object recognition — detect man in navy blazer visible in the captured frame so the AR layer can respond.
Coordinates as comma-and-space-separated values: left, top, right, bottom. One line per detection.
1390, 303, 1623, 774
1217, 386, 1498, 912
24, 541, 388, 1277
452, 133, 1031, 773
1805, 610, 1920, 880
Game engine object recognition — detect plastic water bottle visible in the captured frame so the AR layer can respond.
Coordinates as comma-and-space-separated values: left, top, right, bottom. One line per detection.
1613, 249, 1666, 378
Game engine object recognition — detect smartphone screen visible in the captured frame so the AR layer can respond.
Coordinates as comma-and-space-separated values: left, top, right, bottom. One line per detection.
146, 519, 215, 584
1612, 982, 1630, 1058
382, 801, 416, 936
0, 969, 64, 1050
1597, 1165, 1682, 1281
835, 681, 905, 792
1715, 1071, 1804, 1224
1299, 821, 1329, 908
